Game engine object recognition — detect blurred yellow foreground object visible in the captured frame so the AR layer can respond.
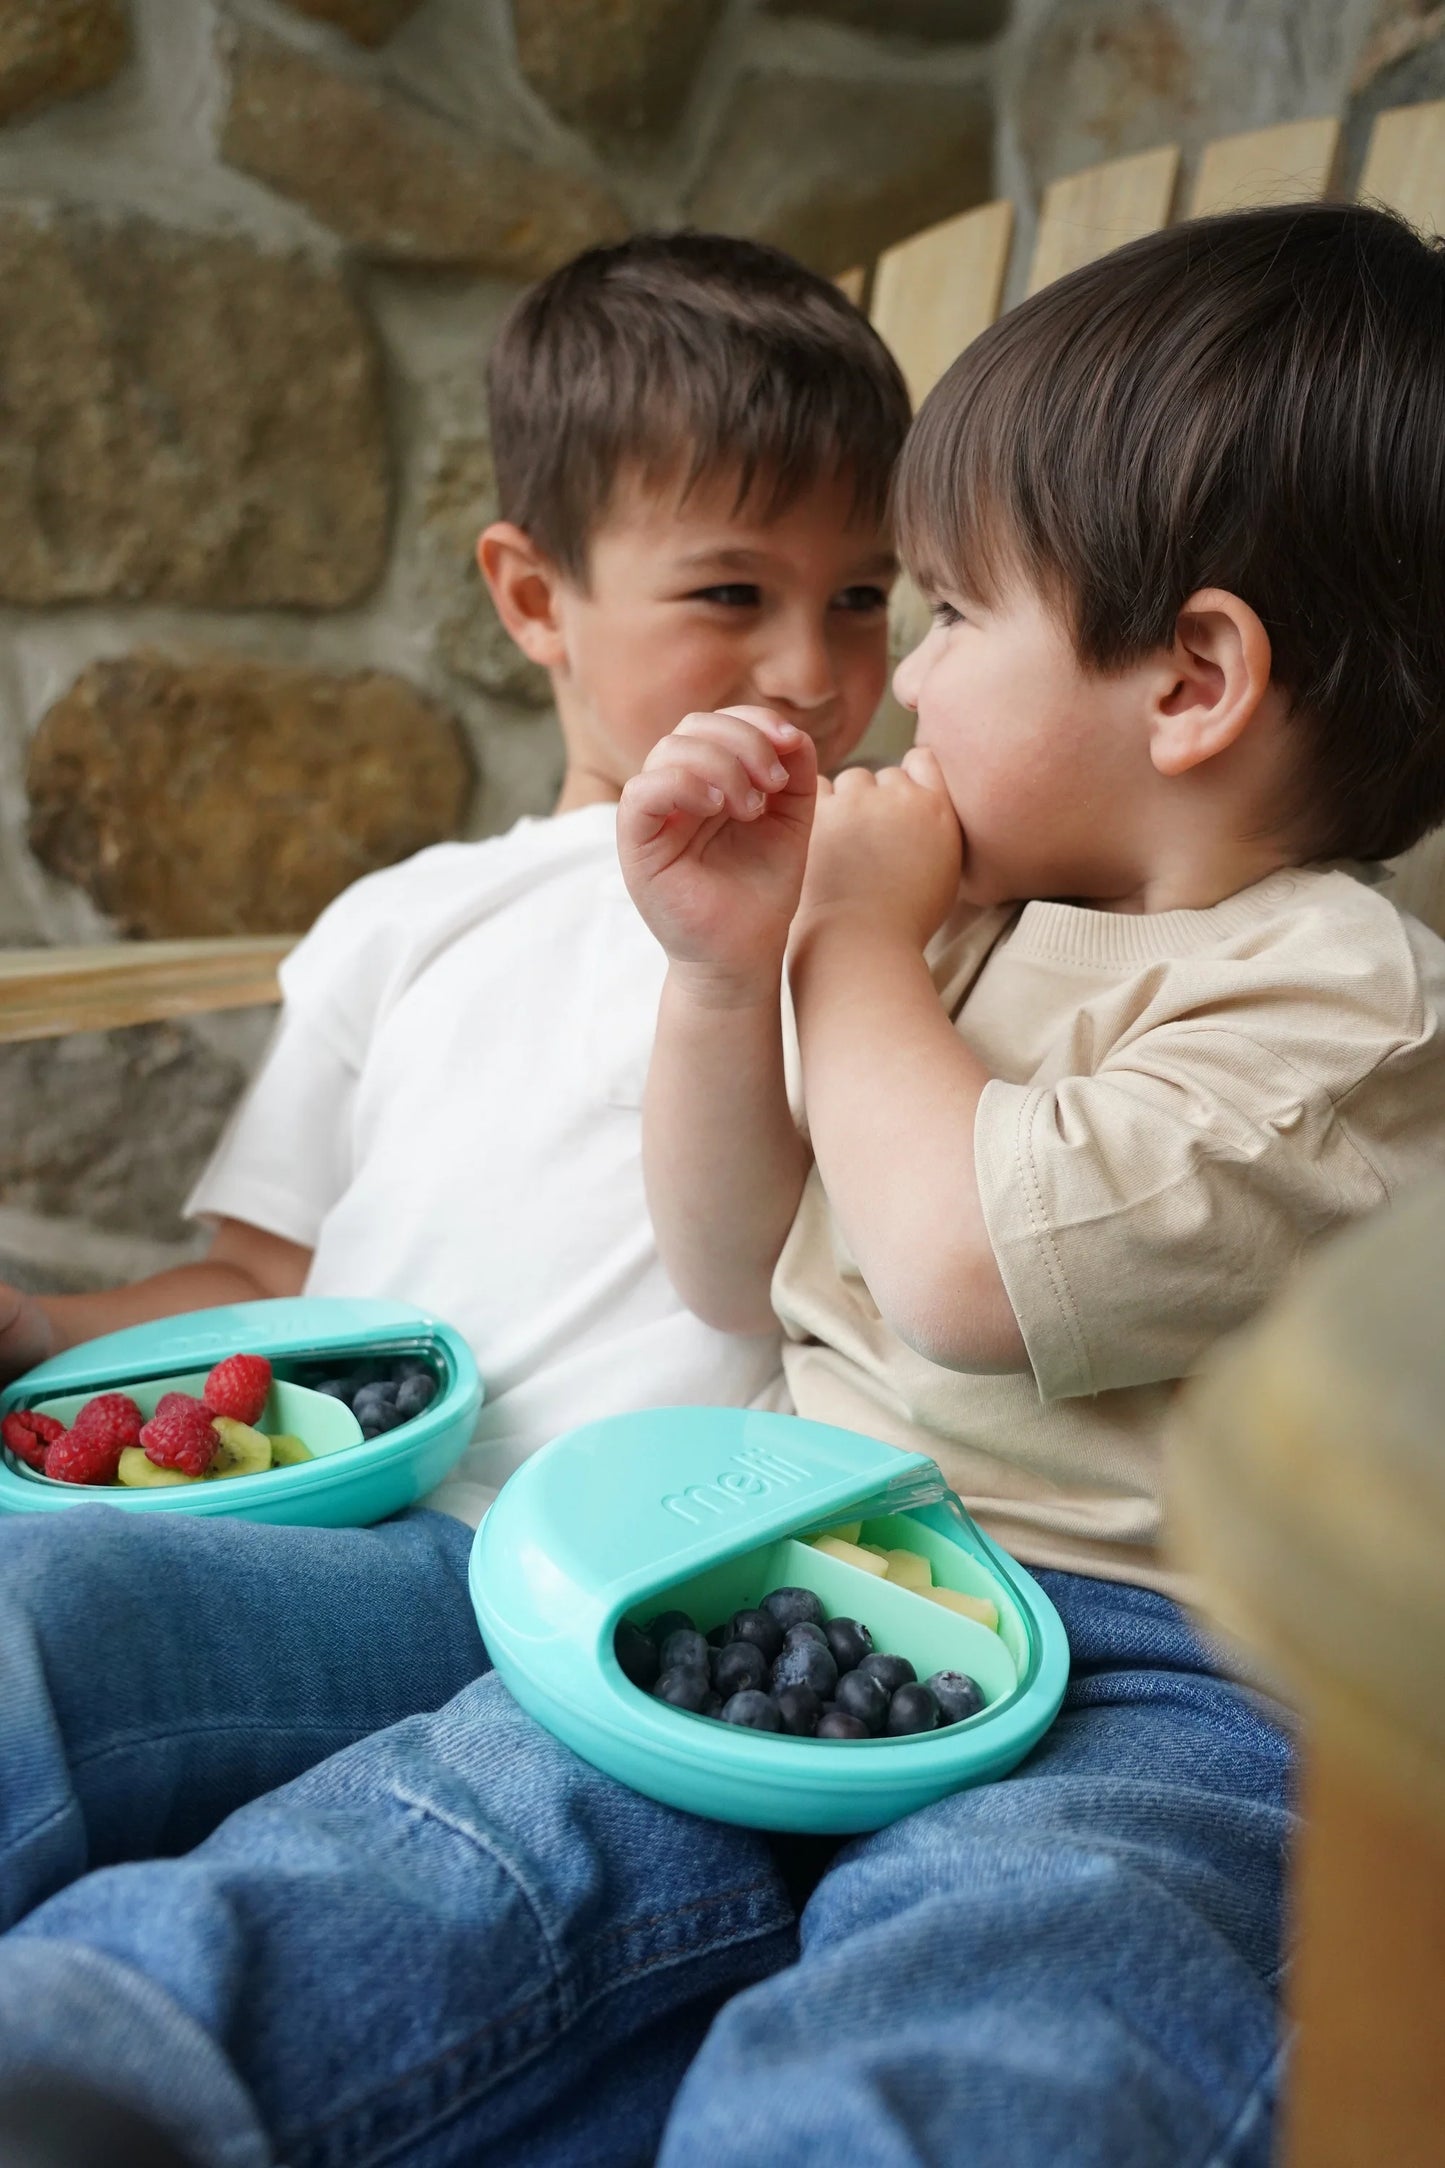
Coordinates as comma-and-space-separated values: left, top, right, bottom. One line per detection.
1170, 1184, 1445, 2168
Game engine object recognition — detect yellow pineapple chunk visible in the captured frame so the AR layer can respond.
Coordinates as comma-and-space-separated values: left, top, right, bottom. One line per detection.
823, 1521, 862, 1544
883, 1547, 932, 1591
811, 1535, 889, 1575
927, 1585, 999, 1631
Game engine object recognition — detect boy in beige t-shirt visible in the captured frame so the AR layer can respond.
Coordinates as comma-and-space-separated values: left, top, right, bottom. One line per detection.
610, 201, 1445, 2160
623, 207, 1445, 1605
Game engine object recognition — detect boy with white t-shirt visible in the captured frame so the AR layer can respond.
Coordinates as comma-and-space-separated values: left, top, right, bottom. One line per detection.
0, 232, 908, 1926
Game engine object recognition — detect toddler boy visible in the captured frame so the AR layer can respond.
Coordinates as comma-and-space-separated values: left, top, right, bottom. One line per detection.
6, 202, 1441, 2168
0, 232, 906, 1927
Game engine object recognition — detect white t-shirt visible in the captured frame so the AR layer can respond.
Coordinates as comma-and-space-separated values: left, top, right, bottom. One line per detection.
187, 805, 784, 1524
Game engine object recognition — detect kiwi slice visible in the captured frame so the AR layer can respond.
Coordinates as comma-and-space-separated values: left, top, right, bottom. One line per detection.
268, 1433, 313, 1467
207, 1418, 273, 1479
117, 1446, 199, 1489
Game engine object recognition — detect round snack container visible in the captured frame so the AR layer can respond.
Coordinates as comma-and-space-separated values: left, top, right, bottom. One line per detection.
472, 1407, 1069, 1834
0, 1297, 482, 1526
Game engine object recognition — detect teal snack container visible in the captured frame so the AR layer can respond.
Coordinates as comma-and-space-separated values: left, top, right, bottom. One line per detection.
471, 1407, 1069, 1834
0, 1297, 481, 1526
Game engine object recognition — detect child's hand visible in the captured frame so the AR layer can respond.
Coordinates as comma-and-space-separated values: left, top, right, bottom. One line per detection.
0, 1282, 53, 1387
797, 746, 963, 950
619, 707, 818, 992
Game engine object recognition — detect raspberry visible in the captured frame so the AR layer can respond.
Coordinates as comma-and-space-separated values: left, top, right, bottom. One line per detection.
46, 1425, 125, 1486
2, 1408, 65, 1473
71, 1392, 144, 1456
45, 1392, 144, 1484
203, 1353, 272, 1426
140, 1392, 220, 1477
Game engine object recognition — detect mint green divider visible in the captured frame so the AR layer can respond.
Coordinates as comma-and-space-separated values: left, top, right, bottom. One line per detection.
26, 1374, 363, 1470
857, 1512, 1026, 1674
633, 1530, 1017, 1714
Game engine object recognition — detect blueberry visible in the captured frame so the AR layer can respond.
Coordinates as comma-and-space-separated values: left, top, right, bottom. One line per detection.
647, 1609, 695, 1648
817, 1709, 870, 1740
395, 1373, 436, 1419
833, 1667, 890, 1735
358, 1403, 405, 1437
614, 1619, 660, 1691
857, 1652, 917, 1695
771, 1636, 838, 1699
315, 1377, 354, 1402
653, 1667, 712, 1713
783, 1621, 829, 1649
712, 1640, 769, 1698
701, 1690, 724, 1718
727, 1607, 784, 1664
886, 1683, 941, 1736
762, 1586, 824, 1633
660, 1628, 710, 1676
927, 1670, 986, 1725
721, 1690, 782, 1731
353, 1381, 398, 1415
774, 1684, 823, 1736
823, 1616, 874, 1674
394, 1358, 434, 1382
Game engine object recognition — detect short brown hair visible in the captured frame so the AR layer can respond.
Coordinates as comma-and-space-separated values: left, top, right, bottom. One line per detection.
897, 202, 1445, 861
487, 230, 910, 581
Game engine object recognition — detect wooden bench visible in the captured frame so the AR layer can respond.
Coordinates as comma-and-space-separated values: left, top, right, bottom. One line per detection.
1, 98, 1442, 1047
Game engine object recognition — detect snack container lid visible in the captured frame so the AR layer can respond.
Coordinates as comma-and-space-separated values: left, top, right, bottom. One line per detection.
476, 1404, 940, 1621
1, 1298, 466, 1403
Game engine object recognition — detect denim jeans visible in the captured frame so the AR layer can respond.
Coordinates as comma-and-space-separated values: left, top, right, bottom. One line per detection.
0, 1505, 486, 1932
0, 1569, 1292, 2168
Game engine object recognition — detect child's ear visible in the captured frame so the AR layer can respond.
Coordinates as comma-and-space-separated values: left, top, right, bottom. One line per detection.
477, 522, 570, 672
1148, 589, 1273, 778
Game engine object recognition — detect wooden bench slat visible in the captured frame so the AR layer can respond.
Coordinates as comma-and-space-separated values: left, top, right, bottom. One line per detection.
1026, 144, 1180, 296
1358, 96, 1445, 233
0, 936, 294, 1045
1355, 99, 1445, 942
869, 198, 1014, 410
1189, 117, 1340, 217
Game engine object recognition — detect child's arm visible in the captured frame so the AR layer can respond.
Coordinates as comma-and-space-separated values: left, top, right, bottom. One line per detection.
619, 708, 817, 1334
789, 750, 1028, 1372
0, 1218, 312, 1386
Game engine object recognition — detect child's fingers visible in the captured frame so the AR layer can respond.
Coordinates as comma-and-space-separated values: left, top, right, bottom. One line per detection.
900, 745, 948, 793
672, 709, 800, 796
646, 734, 787, 821
620, 766, 724, 845
718, 704, 809, 754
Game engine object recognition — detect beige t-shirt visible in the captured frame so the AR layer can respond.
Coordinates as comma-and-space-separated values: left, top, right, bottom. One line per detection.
774, 865, 1445, 1598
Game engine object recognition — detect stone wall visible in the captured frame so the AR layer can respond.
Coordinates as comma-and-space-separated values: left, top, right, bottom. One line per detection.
0, 0, 1440, 1290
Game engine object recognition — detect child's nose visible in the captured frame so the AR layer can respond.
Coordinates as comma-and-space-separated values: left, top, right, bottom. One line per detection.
892, 636, 928, 711
755, 621, 837, 714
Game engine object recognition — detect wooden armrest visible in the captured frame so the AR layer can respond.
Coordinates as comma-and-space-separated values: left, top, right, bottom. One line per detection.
0, 937, 296, 1044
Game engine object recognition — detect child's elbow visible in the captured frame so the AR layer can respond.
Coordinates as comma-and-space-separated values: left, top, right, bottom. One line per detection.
883, 1251, 1029, 1375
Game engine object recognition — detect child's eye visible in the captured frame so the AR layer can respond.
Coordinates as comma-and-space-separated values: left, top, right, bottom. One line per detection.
688, 583, 762, 608
832, 585, 890, 613
930, 600, 963, 628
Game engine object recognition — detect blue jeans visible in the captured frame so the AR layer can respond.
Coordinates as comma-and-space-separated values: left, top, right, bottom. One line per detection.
0, 1505, 486, 1932
0, 1570, 1292, 2168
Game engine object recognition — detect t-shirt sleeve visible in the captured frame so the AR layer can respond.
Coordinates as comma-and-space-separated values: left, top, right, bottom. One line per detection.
974, 1021, 1392, 1400
184, 1010, 356, 1246
183, 867, 411, 1244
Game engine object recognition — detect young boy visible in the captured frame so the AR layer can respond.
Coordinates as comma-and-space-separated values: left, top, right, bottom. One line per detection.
0, 232, 907, 1928
3, 202, 1442, 2168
